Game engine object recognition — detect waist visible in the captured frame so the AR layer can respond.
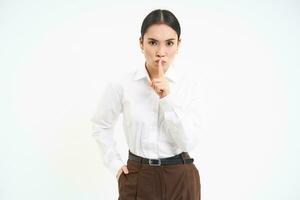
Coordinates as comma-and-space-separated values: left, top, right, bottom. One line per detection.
128, 150, 194, 166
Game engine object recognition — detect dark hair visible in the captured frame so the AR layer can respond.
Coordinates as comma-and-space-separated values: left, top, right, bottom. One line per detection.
140, 9, 181, 40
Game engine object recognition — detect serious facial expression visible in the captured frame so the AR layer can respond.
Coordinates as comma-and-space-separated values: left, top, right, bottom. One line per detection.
140, 23, 181, 72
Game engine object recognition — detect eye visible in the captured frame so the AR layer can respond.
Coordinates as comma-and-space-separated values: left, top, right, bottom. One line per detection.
148, 41, 157, 46
166, 41, 174, 46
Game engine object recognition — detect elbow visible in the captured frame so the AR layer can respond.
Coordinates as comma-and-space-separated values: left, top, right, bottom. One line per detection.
177, 126, 200, 152
179, 137, 199, 152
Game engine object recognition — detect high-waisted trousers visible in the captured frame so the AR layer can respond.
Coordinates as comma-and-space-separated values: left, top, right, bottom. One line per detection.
117, 153, 201, 200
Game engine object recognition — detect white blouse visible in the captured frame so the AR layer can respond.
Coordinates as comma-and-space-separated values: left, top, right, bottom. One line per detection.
90, 63, 205, 176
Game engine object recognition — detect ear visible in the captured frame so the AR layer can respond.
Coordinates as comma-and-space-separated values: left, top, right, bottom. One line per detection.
139, 36, 144, 51
177, 38, 181, 49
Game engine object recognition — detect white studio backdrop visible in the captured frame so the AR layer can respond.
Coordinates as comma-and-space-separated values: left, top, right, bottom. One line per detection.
0, 0, 299, 200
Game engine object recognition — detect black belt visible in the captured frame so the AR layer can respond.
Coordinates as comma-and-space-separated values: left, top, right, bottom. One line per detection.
128, 150, 194, 166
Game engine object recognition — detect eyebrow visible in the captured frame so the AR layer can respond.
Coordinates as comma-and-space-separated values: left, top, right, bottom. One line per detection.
147, 38, 176, 41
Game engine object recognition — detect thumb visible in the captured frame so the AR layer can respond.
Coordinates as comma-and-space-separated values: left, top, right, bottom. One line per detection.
122, 165, 129, 174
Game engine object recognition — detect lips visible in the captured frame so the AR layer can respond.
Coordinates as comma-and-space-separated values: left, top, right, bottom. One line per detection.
155, 60, 166, 63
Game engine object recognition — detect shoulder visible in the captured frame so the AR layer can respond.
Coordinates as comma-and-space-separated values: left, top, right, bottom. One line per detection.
105, 67, 137, 93
174, 65, 205, 101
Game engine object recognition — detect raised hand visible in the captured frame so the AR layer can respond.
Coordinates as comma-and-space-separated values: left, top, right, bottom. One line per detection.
148, 59, 170, 98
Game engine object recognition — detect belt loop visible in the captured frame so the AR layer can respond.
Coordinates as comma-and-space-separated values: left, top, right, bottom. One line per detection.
180, 152, 186, 164
139, 156, 144, 170
139, 157, 142, 165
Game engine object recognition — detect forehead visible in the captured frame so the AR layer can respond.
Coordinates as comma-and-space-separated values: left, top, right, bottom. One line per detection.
144, 23, 177, 40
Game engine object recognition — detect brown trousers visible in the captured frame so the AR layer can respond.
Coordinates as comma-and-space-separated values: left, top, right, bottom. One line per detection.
118, 158, 201, 200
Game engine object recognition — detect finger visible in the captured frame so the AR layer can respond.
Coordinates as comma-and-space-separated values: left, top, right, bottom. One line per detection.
156, 88, 163, 94
152, 79, 163, 83
157, 87, 164, 93
153, 84, 163, 93
116, 169, 122, 179
123, 166, 129, 174
153, 82, 164, 88
158, 59, 164, 78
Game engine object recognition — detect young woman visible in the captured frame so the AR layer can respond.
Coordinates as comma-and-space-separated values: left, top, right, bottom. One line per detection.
91, 9, 202, 200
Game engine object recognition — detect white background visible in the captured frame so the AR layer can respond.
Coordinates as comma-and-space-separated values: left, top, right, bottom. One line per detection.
1, 0, 299, 199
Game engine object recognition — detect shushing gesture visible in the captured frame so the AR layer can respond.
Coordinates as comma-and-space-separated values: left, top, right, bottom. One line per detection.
148, 59, 170, 98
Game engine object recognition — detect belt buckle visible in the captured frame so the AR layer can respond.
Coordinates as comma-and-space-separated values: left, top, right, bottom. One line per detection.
148, 159, 161, 166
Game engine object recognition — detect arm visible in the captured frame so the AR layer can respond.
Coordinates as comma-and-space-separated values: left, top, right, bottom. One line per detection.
90, 81, 124, 176
158, 80, 206, 152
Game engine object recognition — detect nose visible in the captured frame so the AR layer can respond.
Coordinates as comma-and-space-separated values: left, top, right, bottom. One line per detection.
156, 45, 166, 58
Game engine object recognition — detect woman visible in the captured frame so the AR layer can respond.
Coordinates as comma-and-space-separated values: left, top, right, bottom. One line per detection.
91, 9, 202, 200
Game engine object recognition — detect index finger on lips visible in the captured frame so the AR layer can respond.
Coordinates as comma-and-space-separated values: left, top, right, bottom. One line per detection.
158, 59, 164, 78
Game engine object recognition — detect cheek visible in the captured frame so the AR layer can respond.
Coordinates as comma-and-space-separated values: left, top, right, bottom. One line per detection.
144, 49, 154, 58
168, 49, 177, 58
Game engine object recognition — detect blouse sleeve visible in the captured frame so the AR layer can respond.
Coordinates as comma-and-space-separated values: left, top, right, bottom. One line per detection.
90, 81, 124, 176
158, 79, 206, 152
